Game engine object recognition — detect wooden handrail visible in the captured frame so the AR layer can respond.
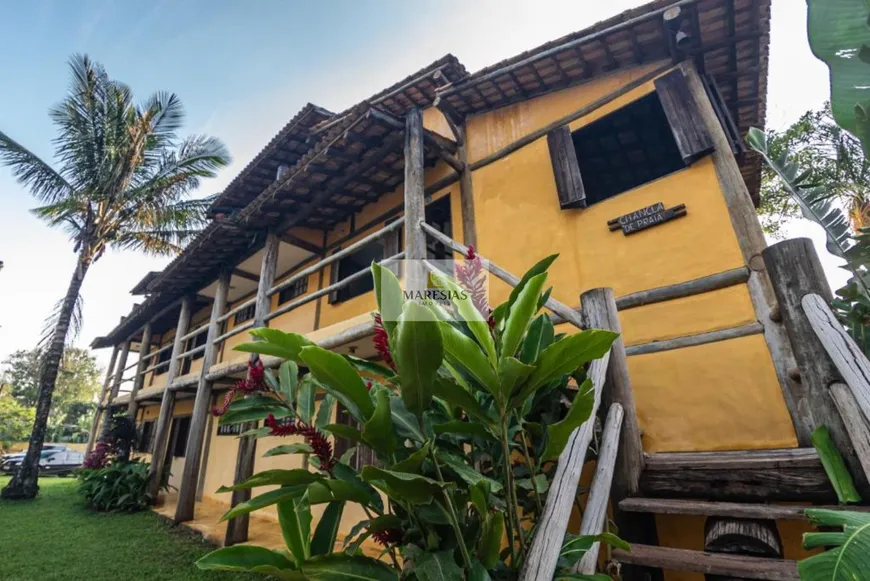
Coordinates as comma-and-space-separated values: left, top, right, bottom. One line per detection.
268, 216, 405, 298
179, 322, 209, 342
802, 293, 870, 424
213, 320, 254, 346
520, 349, 611, 581
575, 403, 623, 574
265, 252, 404, 323
175, 344, 206, 361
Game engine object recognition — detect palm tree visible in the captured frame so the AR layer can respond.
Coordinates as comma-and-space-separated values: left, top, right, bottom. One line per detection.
0, 55, 229, 500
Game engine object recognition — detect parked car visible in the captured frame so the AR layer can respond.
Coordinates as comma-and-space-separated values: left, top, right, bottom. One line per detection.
1, 444, 68, 464
1, 447, 83, 477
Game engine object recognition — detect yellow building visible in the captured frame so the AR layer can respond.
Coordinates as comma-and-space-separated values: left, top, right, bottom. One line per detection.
87, 0, 839, 577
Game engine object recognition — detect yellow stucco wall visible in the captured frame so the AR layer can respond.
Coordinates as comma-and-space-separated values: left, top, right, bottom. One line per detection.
464, 64, 796, 453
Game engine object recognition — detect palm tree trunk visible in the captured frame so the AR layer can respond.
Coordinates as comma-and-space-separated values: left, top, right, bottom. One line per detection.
1, 251, 91, 500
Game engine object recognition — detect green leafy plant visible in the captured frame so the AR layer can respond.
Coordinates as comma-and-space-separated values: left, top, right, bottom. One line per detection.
807, 0, 870, 156
799, 509, 870, 581
811, 425, 861, 505
747, 128, 870, 354
77, 459, 154, 512
196, 253, 622, 581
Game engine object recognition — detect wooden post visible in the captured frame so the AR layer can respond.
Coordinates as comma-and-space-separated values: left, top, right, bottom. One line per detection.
85, 345, 119, 455
404, 108, 427, 293
99, 340, 131, 442
109, 340, 131, 401
175, 270, 230, 523
680, 61, 801, 437
762, 238, 868, 494
580, 288, 656, 581
127, 322, 153, 419
576, 403, 624, 574
147, 296, 193, 499
581, 288, 644, 497
457, 123, 477, 249
225, 232, 279, 546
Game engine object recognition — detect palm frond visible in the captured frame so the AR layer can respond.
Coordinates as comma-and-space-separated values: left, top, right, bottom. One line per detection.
37, 293, 84, 357
30, 198, 87, 239
141, 91, 184, 146
114, 229, 201, 256
0, 130, 73, 203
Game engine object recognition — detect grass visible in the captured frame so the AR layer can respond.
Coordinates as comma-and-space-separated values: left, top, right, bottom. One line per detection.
0, 476, 255, 581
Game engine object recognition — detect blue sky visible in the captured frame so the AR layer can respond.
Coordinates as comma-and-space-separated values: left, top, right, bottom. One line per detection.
0, 0, 835, 372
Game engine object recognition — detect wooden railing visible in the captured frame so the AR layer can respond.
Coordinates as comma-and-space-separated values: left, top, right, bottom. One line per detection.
802, 292, 870, 484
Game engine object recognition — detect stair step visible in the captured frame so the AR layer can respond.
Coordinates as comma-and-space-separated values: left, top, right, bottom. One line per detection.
640, 448, 835, 502
619, 498, 870, 520
612, 545, 798, 581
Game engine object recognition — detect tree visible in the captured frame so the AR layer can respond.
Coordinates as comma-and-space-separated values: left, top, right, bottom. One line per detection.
757, 103, 870, 238
1, 348, 101, 441
0, 397, 35, 449
0, 55, 229, 500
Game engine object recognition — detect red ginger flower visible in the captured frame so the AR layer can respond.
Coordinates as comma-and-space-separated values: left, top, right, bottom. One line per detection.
456, 245, 494, 328
212, 359, 268, 416
265, 414, 336, 473
83, 441, 113, 469
372, 314, 395, 370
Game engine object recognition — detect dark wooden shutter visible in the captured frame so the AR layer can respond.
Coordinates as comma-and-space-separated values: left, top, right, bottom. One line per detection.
654, 69, 715, 165
546, 125, 586, 209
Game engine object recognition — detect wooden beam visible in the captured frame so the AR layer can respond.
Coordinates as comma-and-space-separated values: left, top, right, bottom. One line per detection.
404, 108, 427, 293
619, 497, 870, 521
109, 340, 132, 402
519, 351, 611, 581
640, 448, 836, 502
457, 123, 477, 249
434, 148, 465, 173
127, 322, 153, 419
85, 345, 120, 456
277, 232, 323, 255
762, 238, 867, 493
175, 269, 231, 523
232, 268, 259, 282
273, 132, 404, 233
575, 403, 624, 574
580, 288, 654, 581
225, 231, 280, 546
625, 322, 763, 357
147, 296, 193, 500
680, 61, 800, 440
612, 545, 798, 581
616, 267, 749, 310
830, 383, 870, 486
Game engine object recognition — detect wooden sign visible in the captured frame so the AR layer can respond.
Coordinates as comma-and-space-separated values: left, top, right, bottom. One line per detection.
608, 202, 687, 235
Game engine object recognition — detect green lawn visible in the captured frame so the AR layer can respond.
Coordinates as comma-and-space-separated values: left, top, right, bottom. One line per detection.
0, 476, 255, 581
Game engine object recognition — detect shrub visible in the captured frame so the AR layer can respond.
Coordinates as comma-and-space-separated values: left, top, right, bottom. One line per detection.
78, 408, 157, 512
78, 459, 153, 512
197, 254, 624, 581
